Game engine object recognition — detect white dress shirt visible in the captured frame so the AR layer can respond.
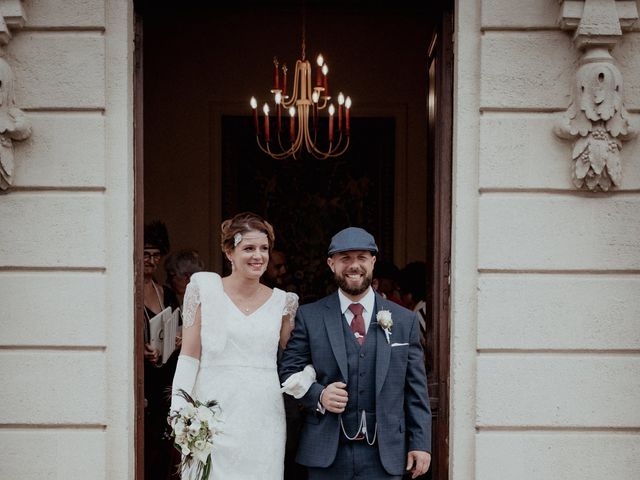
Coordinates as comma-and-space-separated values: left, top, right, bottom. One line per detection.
338, 286, 376, 333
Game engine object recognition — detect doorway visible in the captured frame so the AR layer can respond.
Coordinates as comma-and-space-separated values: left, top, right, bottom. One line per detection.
134, 1, 453, 478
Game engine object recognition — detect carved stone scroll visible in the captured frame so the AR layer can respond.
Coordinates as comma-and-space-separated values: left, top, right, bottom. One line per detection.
0, 0, 30, 191
0, 56, 31, 189
555, 0, 639, 191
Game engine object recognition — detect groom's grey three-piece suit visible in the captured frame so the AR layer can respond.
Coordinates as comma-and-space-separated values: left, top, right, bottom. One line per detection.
279, 289, 432, 478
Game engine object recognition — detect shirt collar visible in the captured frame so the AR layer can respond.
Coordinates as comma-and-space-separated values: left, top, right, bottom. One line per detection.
338, 286, 376, 315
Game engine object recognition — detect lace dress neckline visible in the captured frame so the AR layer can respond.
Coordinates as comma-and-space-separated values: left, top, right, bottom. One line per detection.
222, 288, 277, 318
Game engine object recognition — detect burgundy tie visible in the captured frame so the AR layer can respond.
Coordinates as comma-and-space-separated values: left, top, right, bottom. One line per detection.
348, 303, 366, 345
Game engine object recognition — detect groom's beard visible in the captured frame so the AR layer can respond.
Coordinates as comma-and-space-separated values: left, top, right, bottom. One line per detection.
335, 268, 373, 296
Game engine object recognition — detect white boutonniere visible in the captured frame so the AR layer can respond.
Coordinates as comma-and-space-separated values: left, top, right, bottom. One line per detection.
376, 310, 393, 344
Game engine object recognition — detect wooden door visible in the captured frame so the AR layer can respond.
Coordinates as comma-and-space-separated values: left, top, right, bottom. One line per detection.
423, 3, 453, 479
134, 9, 145, 480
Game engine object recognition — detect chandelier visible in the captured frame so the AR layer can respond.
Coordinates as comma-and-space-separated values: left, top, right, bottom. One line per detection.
250, 21, 351, 160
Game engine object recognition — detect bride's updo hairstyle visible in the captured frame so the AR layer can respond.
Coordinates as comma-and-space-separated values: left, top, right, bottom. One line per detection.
220, 212, 275, 252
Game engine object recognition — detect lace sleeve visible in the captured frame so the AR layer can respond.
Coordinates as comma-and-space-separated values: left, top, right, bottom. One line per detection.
283, 292, 299, 326
182, 280, 201, 328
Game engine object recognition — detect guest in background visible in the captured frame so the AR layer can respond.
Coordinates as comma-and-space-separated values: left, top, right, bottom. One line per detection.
262, 248, 288, 288
372, 259, 405, 307
399, 261, 431, 377
143, 220, 180, 480
164, 248, 205, 307
398, 261, 427, 313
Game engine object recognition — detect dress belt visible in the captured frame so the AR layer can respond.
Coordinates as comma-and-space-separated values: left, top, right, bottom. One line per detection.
200, 362, 276, 370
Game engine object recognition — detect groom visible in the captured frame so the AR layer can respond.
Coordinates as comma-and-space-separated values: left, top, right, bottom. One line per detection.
279, 227, 431, 479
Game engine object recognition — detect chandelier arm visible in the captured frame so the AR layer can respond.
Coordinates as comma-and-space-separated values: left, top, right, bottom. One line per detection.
283, 60, 303, 109
317, 96, 329, 111
256, 135, 296, 160
304, 109, 325, 158
307, 128, 349, 158
255, 136, 274, 156
276, 131, 289, 152
325, 136, 350, 158
272, 136, 300, 159
267, 144, 297, 160
306, 128, 334, 158
302, 109, 320, 157
309, 135, 350, 160
293, 104, 306, 150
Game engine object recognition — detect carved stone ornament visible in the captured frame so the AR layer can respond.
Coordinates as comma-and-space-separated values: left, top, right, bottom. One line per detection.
555, 0, 639, 191
0, 0, 30, 191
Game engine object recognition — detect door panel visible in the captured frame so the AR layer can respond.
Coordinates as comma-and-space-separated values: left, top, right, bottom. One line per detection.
423, 4, 453, 480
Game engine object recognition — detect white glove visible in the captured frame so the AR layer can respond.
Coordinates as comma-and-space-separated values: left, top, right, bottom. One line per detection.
280, 364, 317, 399
170, 355, 200, 414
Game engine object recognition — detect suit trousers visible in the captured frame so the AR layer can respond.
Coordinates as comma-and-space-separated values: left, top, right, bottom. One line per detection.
306, 441, 402, 480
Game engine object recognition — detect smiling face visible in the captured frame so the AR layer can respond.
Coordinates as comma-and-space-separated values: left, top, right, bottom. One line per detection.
226, 230, 270, 279
327, 250, 376, 300
143, 246, 162, 277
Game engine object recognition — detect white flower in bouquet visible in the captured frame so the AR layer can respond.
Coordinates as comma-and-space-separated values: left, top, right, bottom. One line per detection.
189, 419, 202, 435
174, 419, 186, 436
169, 389, 223, 480
197, 405, 215, 422
184, 403, 196, 416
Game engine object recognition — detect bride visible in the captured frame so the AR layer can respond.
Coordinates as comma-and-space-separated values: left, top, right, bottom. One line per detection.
170, 212, 298, 479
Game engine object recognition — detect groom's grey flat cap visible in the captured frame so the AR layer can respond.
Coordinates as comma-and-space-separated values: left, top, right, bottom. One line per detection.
328, 227, 378, 256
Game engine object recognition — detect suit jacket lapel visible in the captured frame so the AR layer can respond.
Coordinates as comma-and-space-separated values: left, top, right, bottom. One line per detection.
323, 292, 349, 383
374, 293, 391, 397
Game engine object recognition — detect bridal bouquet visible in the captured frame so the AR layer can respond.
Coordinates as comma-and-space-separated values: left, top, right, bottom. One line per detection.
169, 389, 223, 480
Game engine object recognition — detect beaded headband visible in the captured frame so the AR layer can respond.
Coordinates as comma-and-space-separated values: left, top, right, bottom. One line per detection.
233, 232, 268, 247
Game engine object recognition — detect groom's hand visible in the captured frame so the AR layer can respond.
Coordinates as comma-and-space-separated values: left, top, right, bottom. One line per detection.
406, 450, 431, 478
320, 382, 348, 413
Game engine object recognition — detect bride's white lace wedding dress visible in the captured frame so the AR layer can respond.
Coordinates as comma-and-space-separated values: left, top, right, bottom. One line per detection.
182, 272, 298, 480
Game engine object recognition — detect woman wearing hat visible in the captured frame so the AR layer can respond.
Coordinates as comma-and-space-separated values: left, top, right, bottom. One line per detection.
143, 220, 181, 479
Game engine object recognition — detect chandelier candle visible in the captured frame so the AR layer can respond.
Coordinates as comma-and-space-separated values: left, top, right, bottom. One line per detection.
345, 96, 351, 136
273, 57, 280, 90
338, 93, 344, 132
250, 97, 259, 134
263, 103, 270, 142
316, 54, 323, 87
322, 64, 329, 98
289, 107, 295, 140
312, 90, 319, 131
282, 64, 288, 99
275, 91, 282, 133
328, 104, 335, 143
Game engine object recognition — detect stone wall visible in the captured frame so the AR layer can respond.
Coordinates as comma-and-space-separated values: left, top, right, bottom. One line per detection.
0, 1, 134, 478
452, 1, 640, 479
